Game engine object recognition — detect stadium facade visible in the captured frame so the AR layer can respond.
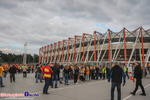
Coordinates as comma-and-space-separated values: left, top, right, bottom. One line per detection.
39, 27, 150, 67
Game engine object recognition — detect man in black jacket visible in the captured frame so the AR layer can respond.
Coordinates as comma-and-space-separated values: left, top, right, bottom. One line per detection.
9, 64, 16, 83
108, 62, 126, 100
130, 62, 146, 96
51, 63, 60, 88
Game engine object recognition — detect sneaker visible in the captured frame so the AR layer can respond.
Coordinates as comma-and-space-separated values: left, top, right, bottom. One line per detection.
36, 82, 38, 83
44, 93, 49, 95
1, 86, 5, 87
40, 81, 43, 83
67, 83, 69, 85
60, 81, 63, 84
130, 92, 135, 95
55, 87, 58, 88
60, 82, 63, 84
139, 93, 146, 96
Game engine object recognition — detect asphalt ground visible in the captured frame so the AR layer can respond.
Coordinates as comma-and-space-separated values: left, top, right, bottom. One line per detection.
0, 73, 150, 100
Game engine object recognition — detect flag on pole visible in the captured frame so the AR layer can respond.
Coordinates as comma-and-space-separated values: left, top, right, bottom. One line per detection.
24, 43, 27, 46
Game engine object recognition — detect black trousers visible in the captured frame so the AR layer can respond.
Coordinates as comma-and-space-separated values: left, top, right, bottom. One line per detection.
103, 73, 105, 80
32, 69, 34, 73
107, 73, 110, 79
133, 78, 145, 94
91, 73, 95, 80
80, 76, 85, 81
10, 74, 15, 82
74, 75, 78, 83
99, 73, 102, 79
125, 72, 129, 79
23, 72, 27, 77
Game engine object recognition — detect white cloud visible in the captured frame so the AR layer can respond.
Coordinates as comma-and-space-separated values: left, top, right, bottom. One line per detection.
0, 48, 23, 54
0, 0, 150, 55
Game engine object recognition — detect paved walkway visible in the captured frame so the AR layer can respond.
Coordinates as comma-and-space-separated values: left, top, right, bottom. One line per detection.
0, 73, 150, 100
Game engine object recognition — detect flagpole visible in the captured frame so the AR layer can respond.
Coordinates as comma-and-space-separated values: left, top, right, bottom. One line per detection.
23, 43, 27, 65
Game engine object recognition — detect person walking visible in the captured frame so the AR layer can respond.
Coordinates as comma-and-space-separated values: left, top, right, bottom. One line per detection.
9, 64, 16, 83
130, 62, 146, 96
125, 64, 129, 79
23, 64, 27, 78
36, 64, 43, 83
73, 65, 79, 84
51, 63, 60, 88
64, 65, 70, 85
108, 62, 126, 100
0, 64, 5, 87
43, 63, 53, 95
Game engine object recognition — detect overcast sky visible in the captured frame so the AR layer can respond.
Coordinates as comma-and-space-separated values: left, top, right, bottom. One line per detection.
0, 0, 150, 55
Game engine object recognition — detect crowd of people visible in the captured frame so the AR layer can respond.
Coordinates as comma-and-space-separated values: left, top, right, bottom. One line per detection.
0, 62, 149, 99
0, 63, 34, 87
35, 63, 112, 86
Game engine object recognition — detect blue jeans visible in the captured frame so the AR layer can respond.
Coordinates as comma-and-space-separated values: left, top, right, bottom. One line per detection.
96, 72, 99, 80
51, 74, 58, 88
69, 72, 71, 79
86, 75, 89, 81
36, 73, 42, 82
49, 78, 52, 85
43, 78, 50, 93
111, 82, 121, 100
3, 70, 8, 77
0, 76, 4, 86
65, 74, 69, 83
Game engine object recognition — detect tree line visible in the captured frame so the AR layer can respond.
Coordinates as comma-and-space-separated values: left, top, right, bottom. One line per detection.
0, 52, 39, 64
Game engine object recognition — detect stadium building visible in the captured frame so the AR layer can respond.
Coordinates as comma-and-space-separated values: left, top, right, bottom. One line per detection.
39, 27, 150, 67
